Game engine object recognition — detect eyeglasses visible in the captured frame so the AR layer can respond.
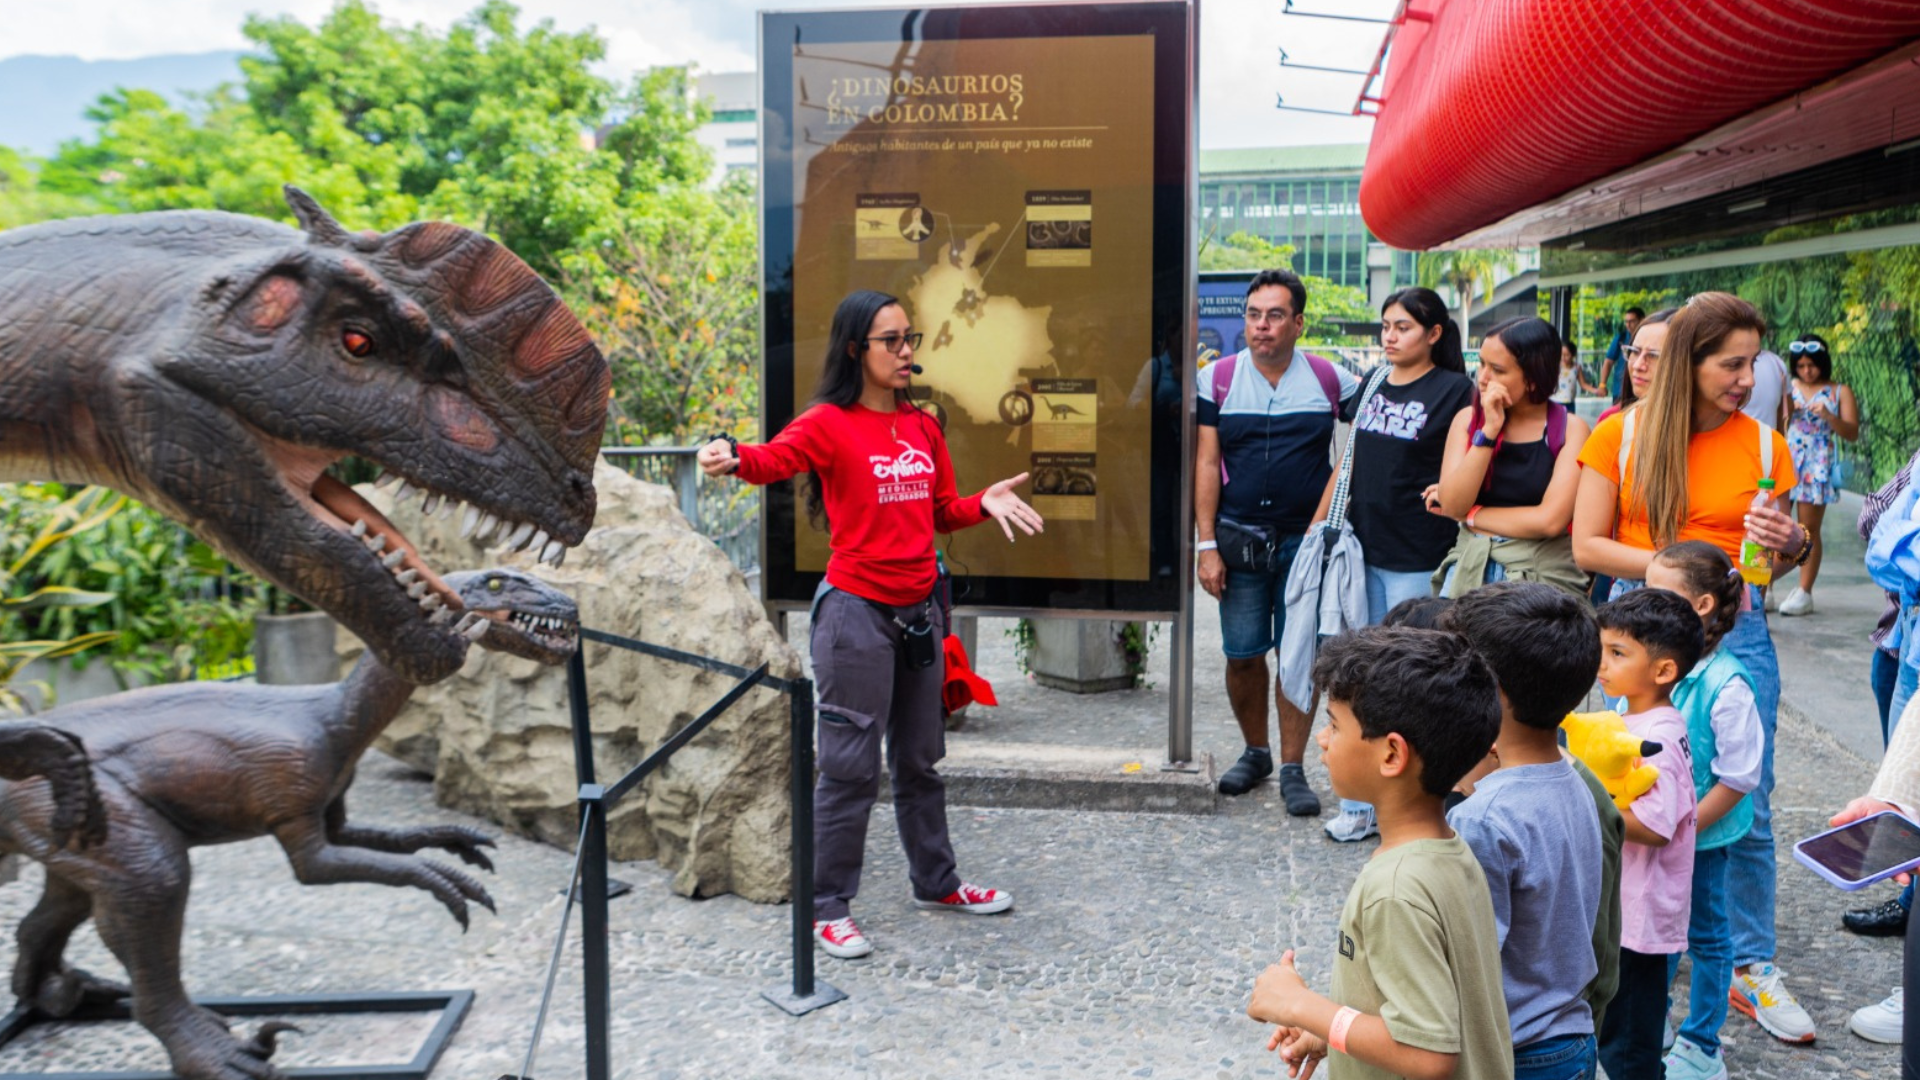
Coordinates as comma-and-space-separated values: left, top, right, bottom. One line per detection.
1244, 308, 1295, 325
1788, 340, 1825, 355
1622, 345, 1662, 362
863, 332, 923, 355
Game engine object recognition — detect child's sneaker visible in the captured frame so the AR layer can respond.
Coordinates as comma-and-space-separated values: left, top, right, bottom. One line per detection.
913, 882, 1013, 914
1730, 963, 1817, 1043
1324, 805, 1378, 842
1662, 1036, 1728, 1080
1848, 986, 1903, 1044
813, 916, 872, 958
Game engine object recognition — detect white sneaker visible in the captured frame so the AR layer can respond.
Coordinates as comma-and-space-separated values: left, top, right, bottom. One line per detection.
1849, 986, 1904, 1044
1662, 1015, 1676, 1052
1730, 962, 1817, 1043
1778, 586, 1814, 616
1764, 587, 1780, 612
1324, 806, 1378, 843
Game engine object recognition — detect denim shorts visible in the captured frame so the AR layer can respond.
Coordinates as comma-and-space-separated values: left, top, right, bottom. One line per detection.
1218, 532, 1305, 659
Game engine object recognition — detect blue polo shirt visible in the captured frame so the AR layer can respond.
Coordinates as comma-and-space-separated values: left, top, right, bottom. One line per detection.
1198, 350, 1360, 533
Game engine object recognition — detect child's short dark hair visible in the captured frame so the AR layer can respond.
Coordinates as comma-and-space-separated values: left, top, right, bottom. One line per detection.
1595, 588, 1704, 681
1312, 626, 1502, 798
1381, 595, 1455, 630
1448, 582, 1600, 731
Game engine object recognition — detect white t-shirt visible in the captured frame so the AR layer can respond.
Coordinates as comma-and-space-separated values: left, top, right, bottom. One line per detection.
1741, 350, 1788, 429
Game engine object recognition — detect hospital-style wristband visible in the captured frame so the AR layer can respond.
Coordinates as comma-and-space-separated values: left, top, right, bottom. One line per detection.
1328, 1006, 1361, 1055
1196, 540, 1219, 551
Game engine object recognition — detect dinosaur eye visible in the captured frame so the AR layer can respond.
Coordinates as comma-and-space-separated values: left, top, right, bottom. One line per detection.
342, 327, 375, 358
487, 578, 503, 591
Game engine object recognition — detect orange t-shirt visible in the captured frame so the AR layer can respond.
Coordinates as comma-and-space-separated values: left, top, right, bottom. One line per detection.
1577, 409, 1796, 558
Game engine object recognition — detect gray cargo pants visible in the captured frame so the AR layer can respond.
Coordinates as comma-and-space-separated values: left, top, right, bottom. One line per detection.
810, 587, 960, 921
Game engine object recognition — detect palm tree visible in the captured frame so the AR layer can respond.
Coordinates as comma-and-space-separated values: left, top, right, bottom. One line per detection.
1417, 249, 1522, 336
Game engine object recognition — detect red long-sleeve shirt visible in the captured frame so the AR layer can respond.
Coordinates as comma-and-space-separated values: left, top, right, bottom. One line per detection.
737, 402, 989, 605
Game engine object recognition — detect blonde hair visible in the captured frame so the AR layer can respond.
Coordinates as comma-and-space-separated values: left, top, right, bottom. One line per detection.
1626, 292, 1767, 547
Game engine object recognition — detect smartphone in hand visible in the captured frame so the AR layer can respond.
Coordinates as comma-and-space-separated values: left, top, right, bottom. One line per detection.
1795, 810, 1920, 890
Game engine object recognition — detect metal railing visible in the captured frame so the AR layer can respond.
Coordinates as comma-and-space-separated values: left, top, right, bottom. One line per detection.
599, 447, 759, 574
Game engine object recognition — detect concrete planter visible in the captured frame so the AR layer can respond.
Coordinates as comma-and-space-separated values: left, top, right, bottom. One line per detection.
11, 655, 150, 712
1028, 617, 1143, 694
254, 611, 341, 685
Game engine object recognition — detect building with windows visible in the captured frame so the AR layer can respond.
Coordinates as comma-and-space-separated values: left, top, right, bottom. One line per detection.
694, 72, 757, 187
1199, 145, 1415, 300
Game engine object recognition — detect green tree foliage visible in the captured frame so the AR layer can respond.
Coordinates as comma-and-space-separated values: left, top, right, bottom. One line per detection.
1418, 248, 1521, 334
1199, 229, 1374, 344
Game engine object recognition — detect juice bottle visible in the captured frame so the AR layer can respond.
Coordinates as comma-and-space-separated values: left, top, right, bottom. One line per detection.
1737, 478, 1777, 586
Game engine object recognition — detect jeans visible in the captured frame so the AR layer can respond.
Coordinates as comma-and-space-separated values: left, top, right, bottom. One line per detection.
1339, 565, 1438, 817
1610, 581, 1781, 968
1217, 534, 1305, 660
1894, 659, 1919, 742
1598, 948, 1672, 1080
1513, 1032, 1598, 1080
1876, 647, 1902, 745
1440, 557, 1509, 594
1721, 597, 1781, 969
1667, 844, 1734, 1056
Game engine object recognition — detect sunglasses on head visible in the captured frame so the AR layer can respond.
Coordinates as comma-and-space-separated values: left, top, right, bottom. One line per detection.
1789, 340, 1825, 355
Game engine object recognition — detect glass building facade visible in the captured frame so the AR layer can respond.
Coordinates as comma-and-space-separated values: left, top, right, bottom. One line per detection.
1199, 145, 1415, 292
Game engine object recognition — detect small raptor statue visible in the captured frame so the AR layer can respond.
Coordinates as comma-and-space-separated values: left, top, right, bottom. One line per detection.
1, 568, 579, 1080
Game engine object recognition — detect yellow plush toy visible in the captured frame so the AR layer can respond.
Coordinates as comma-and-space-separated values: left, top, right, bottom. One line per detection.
1561, 710, 1663, 811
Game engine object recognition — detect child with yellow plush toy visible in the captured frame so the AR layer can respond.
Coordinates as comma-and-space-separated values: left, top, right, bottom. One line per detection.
1644, 541, 1767, 1079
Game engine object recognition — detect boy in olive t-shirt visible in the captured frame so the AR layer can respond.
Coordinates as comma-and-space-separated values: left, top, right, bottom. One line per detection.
1248, 627, 1513, 1080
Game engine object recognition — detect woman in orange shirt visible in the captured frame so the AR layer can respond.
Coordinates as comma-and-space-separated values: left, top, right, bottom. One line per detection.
1572, 292, 1817, 1047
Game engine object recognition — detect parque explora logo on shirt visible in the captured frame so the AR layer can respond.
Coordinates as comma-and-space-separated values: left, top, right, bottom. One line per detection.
871, 442, 936, 482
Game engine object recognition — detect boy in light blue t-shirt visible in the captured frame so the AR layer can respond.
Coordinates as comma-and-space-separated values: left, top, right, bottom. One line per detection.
1446, 583, 1612, 1080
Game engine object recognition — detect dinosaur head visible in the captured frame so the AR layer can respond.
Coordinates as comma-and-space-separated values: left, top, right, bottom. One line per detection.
153, 187, 609, 684
443, 568, 579, 666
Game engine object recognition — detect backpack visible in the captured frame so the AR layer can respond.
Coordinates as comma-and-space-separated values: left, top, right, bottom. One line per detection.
1211, 350, 1345, 485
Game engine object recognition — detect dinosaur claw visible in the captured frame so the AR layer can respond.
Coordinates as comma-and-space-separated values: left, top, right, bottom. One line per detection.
244, 1021, 301, 1059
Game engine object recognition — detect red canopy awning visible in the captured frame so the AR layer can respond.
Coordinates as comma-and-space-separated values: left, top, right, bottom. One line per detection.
1359, 0, 1920, 250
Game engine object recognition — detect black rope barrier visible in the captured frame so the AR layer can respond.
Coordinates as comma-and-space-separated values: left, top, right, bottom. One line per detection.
512, 626, 841, 1080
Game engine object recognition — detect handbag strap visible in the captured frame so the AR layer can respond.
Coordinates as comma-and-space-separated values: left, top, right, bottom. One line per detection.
1327, 363, 1393, 531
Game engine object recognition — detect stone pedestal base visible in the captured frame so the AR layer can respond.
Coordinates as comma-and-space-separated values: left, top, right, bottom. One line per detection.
254, 611, 341, 685
1029, 617, 1141, 694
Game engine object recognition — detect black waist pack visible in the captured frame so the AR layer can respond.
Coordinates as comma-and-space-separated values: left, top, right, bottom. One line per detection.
861, 596, 939, 670
1216, 515, 1280, 574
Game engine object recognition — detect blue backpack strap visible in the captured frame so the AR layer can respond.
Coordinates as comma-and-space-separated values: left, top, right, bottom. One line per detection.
1303, 352, 1342, 416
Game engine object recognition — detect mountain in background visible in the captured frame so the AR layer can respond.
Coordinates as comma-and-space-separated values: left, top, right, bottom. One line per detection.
0, 51, 245, 157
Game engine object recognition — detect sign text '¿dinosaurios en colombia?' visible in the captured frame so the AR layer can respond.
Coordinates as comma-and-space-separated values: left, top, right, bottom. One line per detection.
824, 72, 1027, 126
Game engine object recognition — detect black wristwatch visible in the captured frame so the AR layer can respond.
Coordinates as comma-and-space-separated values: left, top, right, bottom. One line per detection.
708, 432, 740, 474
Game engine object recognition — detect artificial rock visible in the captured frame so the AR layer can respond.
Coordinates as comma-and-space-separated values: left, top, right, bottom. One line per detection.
342, 461, 799, 902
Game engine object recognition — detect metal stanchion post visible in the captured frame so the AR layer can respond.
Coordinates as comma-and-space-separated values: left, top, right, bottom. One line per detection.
761, 677, 845, 1015
580, 791, 612, 1080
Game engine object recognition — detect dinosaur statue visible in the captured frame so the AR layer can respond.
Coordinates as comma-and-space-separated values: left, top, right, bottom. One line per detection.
0, 725, 103, 851
1, 567, 578, 1080
0, 186, 609, 688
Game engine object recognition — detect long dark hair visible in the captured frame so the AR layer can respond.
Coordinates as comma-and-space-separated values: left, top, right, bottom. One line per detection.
1382, 287, 1465, 374
803, 289, 904, 530
1482, 315, 1560, 404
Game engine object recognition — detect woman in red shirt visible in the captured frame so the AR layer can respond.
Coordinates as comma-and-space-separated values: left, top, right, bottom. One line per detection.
699, 289, 1042, 960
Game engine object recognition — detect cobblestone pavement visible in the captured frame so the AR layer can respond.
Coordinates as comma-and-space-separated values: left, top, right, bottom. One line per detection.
0, 494, 1904, 1078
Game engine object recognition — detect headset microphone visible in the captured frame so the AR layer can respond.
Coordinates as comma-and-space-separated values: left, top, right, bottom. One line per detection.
909, 363, 924, 375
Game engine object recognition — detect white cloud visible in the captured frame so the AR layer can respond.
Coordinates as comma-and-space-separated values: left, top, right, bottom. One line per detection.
0, 0, 1396, 148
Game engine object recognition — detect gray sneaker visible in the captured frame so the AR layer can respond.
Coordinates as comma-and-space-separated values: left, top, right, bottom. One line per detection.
1324, 805, 1378, 842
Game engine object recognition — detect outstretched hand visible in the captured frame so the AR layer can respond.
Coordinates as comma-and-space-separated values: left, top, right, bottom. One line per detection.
982, 472, 1044, 542
696, 438, 738, 478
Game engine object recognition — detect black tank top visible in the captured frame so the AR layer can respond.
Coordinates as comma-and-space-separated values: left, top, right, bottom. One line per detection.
1482, 437, 1555, 508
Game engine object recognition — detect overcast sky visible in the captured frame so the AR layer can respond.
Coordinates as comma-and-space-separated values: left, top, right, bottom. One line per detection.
0, 0, 1396, 150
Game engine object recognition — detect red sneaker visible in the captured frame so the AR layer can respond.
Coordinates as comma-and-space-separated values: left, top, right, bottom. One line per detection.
813, 916, 873, 958
913, 882, 1013, 915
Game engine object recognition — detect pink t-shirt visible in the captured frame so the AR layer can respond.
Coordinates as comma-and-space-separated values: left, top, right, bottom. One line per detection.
1619, 704, 1697, 954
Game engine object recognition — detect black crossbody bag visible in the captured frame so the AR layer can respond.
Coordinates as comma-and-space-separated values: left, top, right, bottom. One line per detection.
1216, 515, 1281, 574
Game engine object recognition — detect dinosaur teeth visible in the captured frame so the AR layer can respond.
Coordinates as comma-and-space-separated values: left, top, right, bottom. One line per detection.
437, 497, 459, 520
393, 480, 414, 502
407, 581, 428, 599
429, 607, 455, 625
395, 569, 419, 585
551, 548, 566, 568
462, 618, 490, 641
460, 506, 480, 538
540, 539, 564, 565
420, 594, 442, 611
504, 522, 534, 550
422, 493, 440, 517
373, 472, 396, 489
527, 528, 549, 554
364, 534, 388, 553
351, 519, 368, 538
381, 549, 406, 569
475, 512, 499, 541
